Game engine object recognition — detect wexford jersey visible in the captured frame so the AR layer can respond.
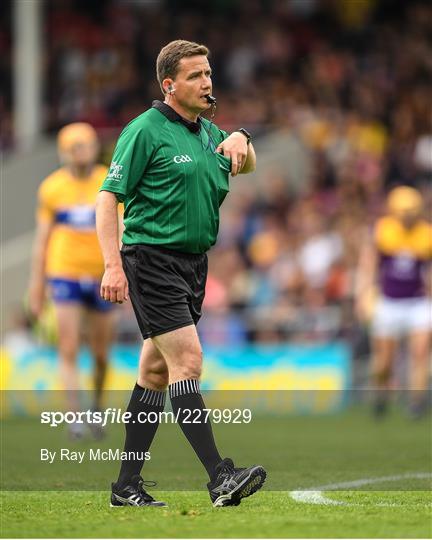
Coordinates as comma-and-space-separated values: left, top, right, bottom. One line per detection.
37, 165, 107, 280
374, 215, 432, 298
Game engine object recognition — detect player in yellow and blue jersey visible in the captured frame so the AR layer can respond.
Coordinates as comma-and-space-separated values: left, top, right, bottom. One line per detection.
356, 186, 432, 418
28, 123, 114, 437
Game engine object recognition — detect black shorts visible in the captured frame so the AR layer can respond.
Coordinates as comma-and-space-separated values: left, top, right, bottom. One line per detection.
121, 244, 208, 340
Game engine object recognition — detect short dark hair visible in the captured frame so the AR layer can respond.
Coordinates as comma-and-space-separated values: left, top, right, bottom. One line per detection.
156, 40, 209, 94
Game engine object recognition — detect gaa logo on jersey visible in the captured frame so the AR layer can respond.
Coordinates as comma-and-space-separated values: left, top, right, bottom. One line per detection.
173, 154, 193, 163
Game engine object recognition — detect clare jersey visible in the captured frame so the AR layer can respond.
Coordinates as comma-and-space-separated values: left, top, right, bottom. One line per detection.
374, 215, 432, 298
37, 165, 108, 279
100, 101, 230, 254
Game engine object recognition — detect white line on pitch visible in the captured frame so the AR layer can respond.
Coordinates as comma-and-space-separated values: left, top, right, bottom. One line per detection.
290, 472, 432, 506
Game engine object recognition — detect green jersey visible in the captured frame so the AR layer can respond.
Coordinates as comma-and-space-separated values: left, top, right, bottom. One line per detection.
101, 101, 230, 254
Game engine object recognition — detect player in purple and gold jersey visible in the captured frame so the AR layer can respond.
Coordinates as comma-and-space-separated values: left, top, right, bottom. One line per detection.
28, 123, 114, 436
356, 186, 432, 418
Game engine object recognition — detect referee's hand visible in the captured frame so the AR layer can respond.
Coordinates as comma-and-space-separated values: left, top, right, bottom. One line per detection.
100, 266, 129, 304
216, 132, 248, 176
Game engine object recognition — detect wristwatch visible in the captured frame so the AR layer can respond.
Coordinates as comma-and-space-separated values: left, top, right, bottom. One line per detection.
236, 128, 252, 145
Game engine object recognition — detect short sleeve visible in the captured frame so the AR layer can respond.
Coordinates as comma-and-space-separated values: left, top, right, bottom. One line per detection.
374, 217, 391, 250
36, 181, 55, 223
100, 120, 154, 202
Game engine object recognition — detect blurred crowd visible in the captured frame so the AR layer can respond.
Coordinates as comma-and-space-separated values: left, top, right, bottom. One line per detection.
2, 0, 432, 346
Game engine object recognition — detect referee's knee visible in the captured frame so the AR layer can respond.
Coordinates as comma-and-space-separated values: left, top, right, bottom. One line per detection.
176, 351, 202, 381
139, 369, 169, 391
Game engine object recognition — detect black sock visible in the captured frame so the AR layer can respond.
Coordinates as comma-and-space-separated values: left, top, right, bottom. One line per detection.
116, 383, 166, 487
169, 379, 222, 480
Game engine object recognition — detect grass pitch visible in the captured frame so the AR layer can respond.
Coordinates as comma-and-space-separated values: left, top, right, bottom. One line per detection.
1, 490, 431, 538
1, 402, 431, 538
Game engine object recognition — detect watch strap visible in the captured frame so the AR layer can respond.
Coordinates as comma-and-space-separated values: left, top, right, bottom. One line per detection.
236, 128, 251, 145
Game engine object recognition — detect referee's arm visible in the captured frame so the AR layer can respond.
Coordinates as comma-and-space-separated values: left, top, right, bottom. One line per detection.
96, 190, 129, 304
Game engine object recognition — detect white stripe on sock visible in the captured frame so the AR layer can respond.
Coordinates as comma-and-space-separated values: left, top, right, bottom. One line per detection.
169, 379, 201, 398
139, 387, 166, 407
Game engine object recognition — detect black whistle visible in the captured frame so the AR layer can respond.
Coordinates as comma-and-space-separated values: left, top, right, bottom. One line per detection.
206, 95, 216, 104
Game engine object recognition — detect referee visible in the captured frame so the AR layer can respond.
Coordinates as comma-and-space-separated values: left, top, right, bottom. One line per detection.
96, 40, 266, 508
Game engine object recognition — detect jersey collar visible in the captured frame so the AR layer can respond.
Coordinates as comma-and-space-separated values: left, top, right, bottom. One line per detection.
152, 100, 201, 134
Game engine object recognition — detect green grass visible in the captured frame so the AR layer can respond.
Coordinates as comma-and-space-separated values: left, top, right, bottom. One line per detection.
1, 403, 431, 537
1, 490, 431, 538
2, 407, 431, 491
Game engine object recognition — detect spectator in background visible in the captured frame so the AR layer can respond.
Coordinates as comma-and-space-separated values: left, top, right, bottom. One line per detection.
4, 0, 431, 349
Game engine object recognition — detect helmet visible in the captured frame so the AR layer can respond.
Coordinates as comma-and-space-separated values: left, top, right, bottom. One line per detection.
386, 186, 423, 218
57, 122, 98, 152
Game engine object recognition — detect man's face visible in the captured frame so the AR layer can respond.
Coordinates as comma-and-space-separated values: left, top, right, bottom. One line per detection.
61, 141, 98, 167
170, 55, 212, 113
